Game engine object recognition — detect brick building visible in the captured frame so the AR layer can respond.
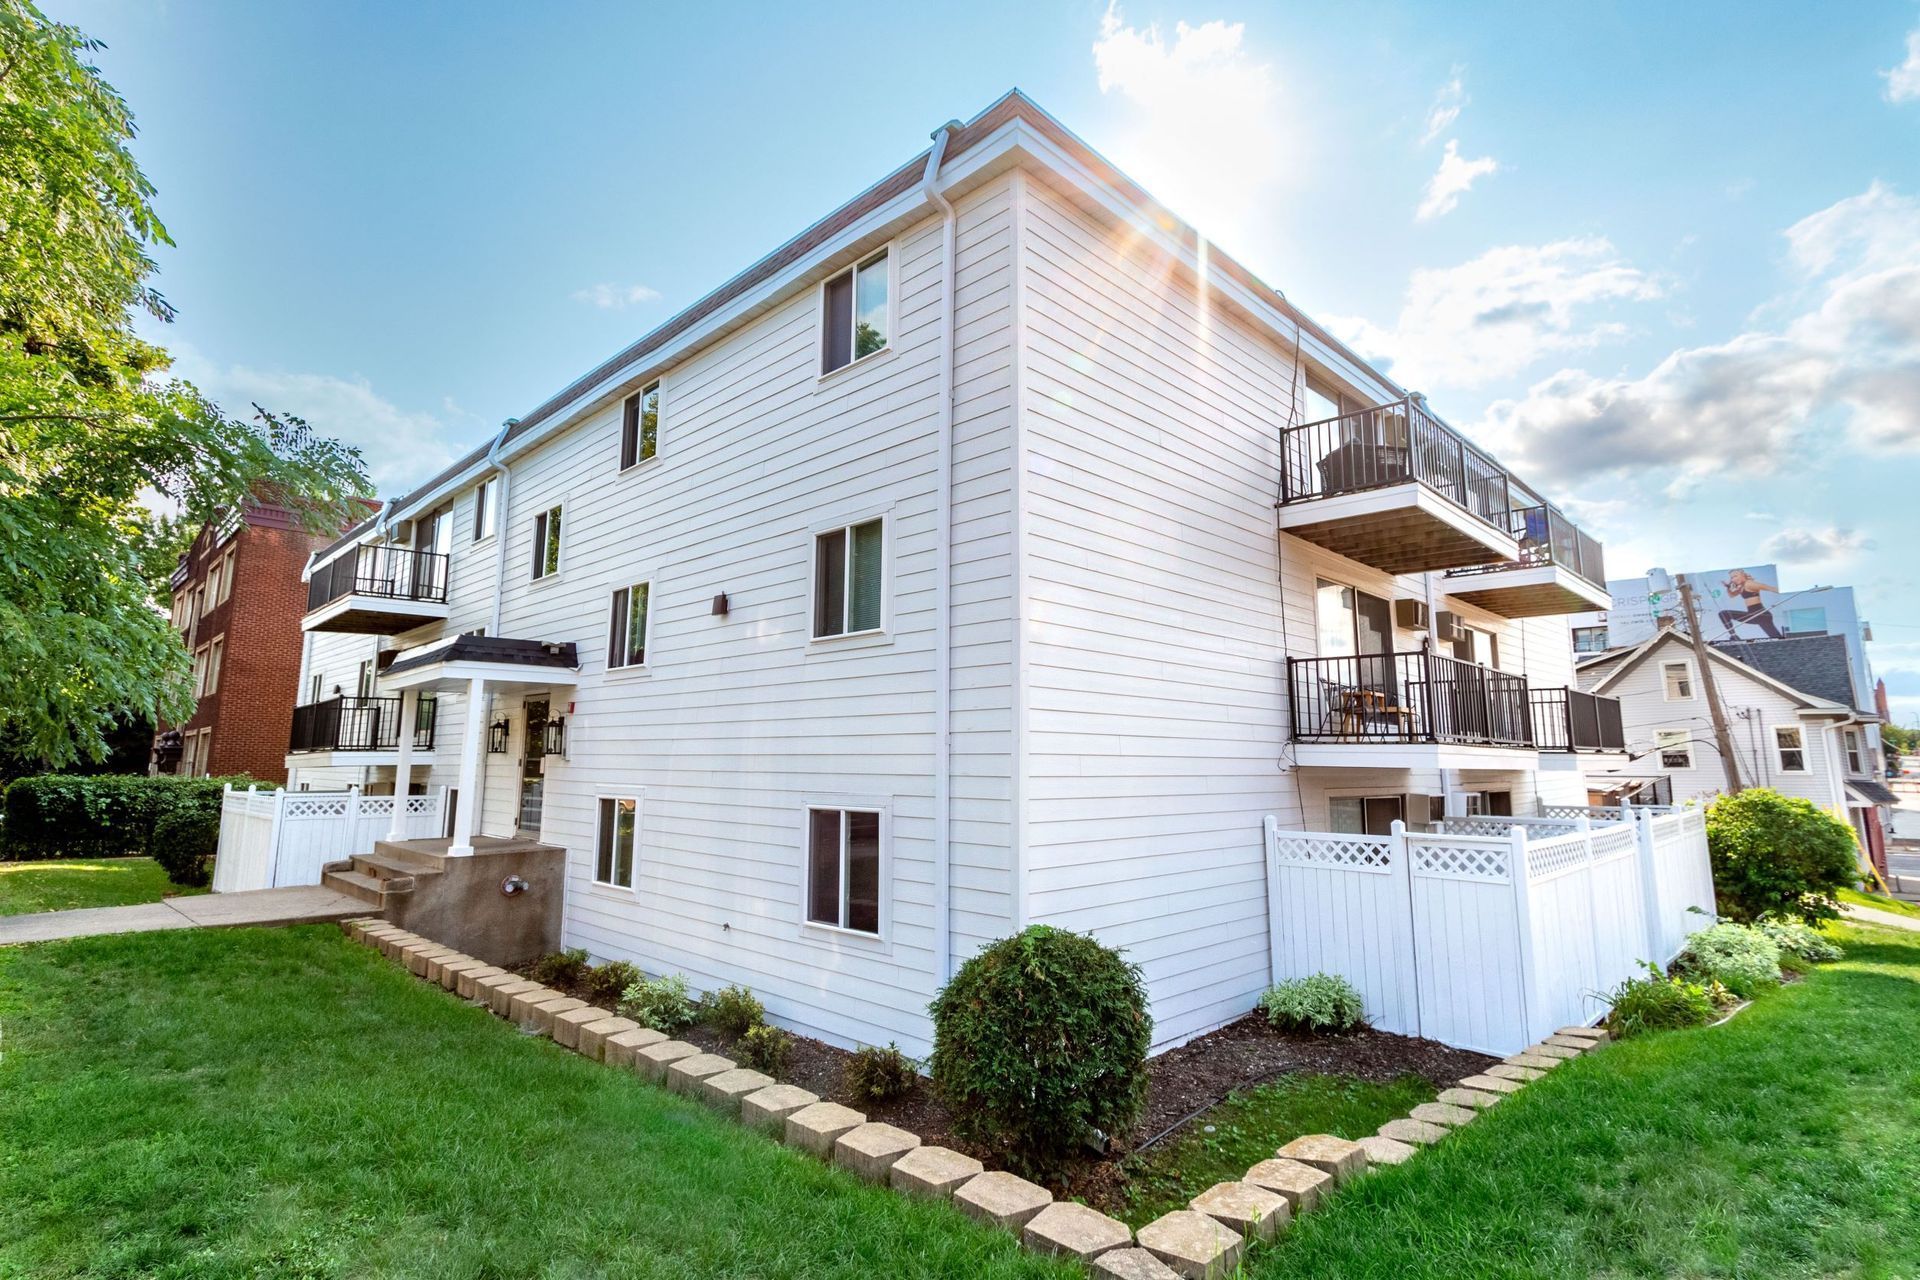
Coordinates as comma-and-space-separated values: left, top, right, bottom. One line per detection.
152, 503, 364, 782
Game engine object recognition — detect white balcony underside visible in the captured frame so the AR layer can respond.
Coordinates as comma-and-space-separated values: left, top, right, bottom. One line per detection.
1292, 741, 1541, 771
301, 593, 450, 634
284, 748, 436, 771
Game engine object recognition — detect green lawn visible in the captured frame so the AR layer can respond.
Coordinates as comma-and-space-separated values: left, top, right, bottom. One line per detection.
1840, 886, 1920, 920
0, 926, 1073, 1280
1244, 922, 1920, 1279
1120, 1074, 1434, 1228
0, 856, 203, 916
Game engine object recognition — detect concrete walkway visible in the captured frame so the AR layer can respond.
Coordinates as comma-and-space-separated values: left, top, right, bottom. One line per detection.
1842, 902, 1920, 934
0, 886, 371, 946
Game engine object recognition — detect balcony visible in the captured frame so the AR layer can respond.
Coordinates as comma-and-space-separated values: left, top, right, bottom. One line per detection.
287, 695, 436, 762
1529, 687, 1625, 753
1442, 506, 1610, 617
303, 544, 451, 634
1286, 650, 1539, 769
1276, 398, 1520, 574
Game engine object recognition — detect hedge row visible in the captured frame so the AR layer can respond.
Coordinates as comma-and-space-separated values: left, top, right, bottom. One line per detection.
1, 773, 253, 885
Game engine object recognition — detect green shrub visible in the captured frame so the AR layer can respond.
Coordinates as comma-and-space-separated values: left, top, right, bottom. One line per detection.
736, 1024, 793, 1076
578, 960, 641, 1007
929, 925, 1152, 1176
530, 948, 589, 990
1676, 923, 1783, 998
1604, 962, 1715, 1037
845, 1043, 917, 1105
1, 773, 251, 865
704, 984, 765, 1037
150, 802, 217, 887
1706, 788, 1859, 924
1258, 973, 1366, 1033
619, 974, 695, 1033
1758, 918, 1843, 964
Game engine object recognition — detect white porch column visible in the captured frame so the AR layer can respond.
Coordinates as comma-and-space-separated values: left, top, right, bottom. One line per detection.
386, 689, 418, 840
449, 676, 487, 856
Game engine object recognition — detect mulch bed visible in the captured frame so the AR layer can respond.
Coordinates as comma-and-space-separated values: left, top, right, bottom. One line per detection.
515, 961, 1493, 1195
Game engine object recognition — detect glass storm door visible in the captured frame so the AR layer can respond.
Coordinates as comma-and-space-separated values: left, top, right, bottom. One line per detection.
518, 698, 548, 835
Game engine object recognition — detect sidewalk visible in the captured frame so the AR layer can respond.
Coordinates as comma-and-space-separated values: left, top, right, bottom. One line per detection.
1842, 902, 1920, 934
0, 886, 370, 946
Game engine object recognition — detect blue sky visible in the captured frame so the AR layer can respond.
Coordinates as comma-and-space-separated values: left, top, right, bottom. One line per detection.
56, 1, 1920, 718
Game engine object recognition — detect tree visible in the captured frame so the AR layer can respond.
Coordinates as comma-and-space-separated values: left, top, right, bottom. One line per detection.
1704, 788, 1860, 925
0, 1, 371, 769
1881, 724, 1918, 759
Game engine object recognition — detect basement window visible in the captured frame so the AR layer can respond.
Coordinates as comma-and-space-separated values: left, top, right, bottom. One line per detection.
595, 796, 637, 888
806, 806, 881, 934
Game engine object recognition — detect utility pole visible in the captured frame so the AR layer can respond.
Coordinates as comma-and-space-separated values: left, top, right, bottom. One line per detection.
1677, 574, 1743, 793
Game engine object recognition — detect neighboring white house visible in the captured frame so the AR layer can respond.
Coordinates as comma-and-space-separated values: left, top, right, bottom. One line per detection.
1575, 630, 1894, 862
281, 91, 1628, 1055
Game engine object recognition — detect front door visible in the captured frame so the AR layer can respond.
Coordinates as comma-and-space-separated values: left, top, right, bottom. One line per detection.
519, 698, 549, 835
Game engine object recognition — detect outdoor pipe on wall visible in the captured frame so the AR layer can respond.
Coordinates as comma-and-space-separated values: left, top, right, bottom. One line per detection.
923, 118, 960, 986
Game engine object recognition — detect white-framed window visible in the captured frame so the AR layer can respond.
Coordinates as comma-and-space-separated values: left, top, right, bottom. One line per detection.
531, 504, 563, 580
1572, 625, 1609, 654
216, 550, 235, 605
356, 659, 373, 699
594, 796, 638, 889
204, 637, 223, 695
805, 805, 883, 934
821, 248, 890, 375
191, 645, 208, 698
419, 506, 452, 559
1328, 795, 1404, 836
1845, 728, 1864, 775
812, 516, 886, 639
472, 476, 496, 542
1656, 729, 1693, 769
308, 673, 322, 704
205, 559, 223, 609
620, 382, 660, 470
1775, 726, 1808, 773
1452, 623, 1499, 669
607, 581, 651, 670
1661, 660, 1694, 701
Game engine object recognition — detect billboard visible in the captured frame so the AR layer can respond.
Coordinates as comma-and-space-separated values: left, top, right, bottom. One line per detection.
1605, 564, 1785, 645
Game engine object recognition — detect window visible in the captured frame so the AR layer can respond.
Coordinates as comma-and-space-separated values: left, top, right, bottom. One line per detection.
356, 660, 373, 699
1302, 378, 1343, 425
205, 559, 223, 609
1464, 790, 1513, 817
607, 582, 651, 669
620, 383, 660, 469
1452, 624, 1499, 669
418, 506, 452, 559
472, 477, 495, 541
821, 249, 889, 374
1662, 660, 1694, 701
595, 797, 638, 888
813, 517, 885, 638
204, 638, 223, 695
1572, 626, 1609, 654
806, 806, 881, 933
1328, 795, 1403, 836
1775, 726, 1807, 773
1656, 729, 1693, 769
1314, 579, 1391, 660
1845, 729, 1863, 775
309, 673, 322, 704
531, 504, 563, 580
1785, 607, 1827, 635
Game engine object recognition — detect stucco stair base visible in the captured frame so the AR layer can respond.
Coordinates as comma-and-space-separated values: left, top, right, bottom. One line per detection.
335, 836, 565, 967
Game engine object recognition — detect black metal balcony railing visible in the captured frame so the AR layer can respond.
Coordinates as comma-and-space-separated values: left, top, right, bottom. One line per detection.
1278, 397, 1513, 532
1529, 687, 1625, 752
306, 544, 450, 613
1287, 651, 1534, 748
1445, 505, 1607, 589
288, 695, 437, 754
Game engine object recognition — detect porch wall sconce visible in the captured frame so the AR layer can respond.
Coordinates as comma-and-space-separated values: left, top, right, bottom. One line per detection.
711, 592, 729, 617
487, 719, 510, 754
542, 716, 567, 759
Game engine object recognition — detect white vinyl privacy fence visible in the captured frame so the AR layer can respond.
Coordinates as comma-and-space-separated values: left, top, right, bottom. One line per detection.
1263, 808, 1713, 1055
213, 785, 444, 894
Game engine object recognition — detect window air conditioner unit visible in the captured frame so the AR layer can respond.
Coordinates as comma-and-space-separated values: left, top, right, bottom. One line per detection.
1394, 599, 1429, 631
1433, 611, 1464, 643
391, 519, 415, 546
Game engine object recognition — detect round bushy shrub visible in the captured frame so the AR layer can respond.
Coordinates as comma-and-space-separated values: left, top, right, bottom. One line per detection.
619, 974, 695, 1033
1757, 919, 1843, 965
929, 925, 1152, 1175
1676, 923, 1783, 998
845, 1043, 917, 1105
578, 960, 641, 1007
1706, 788, 1859, 924
704, 984, 765, 1037
531, 948, 589, 990
150, 802, 218, 887
1604, 962, 1715, 1037
737, 1024, 793, 1076
1258, 973, 1366, 1033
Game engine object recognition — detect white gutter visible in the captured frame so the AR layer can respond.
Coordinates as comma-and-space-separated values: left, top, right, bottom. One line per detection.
923, 119, 960, 986
485, 418, 516, 637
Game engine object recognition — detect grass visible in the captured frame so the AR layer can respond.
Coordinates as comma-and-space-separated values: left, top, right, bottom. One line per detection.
0, 856, 204, 916
1840, 886, 1920, 920
1241, 923, 1920, 1279
1120, 1074, 1434, 1227
0, 926, 1075, 1280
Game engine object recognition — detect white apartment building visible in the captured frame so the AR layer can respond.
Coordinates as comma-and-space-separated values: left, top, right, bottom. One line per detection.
286, 92, 1625, 1055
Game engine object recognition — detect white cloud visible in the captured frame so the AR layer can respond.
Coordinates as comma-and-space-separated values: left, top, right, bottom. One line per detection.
1416, 139, 1498, 220
1327, 237, 1661, 389
572, 282, 663, 309
1475, 183, 1920, 487
1092, 3, 1287, 252
1759, 526, 1874, 564
1421, 68, 1466, 145
1883, 28, 1920, 102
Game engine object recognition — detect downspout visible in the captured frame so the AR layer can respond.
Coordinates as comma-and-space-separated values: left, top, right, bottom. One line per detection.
486, 418, 517, 637
923, 120, 960, 986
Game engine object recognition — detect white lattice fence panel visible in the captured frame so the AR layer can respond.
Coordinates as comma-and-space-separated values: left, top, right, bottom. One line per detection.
214, 788, 442, 892
1526, 831, 1592, 881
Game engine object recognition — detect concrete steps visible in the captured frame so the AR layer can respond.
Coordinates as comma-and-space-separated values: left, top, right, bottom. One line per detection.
322, 868, 401, 907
